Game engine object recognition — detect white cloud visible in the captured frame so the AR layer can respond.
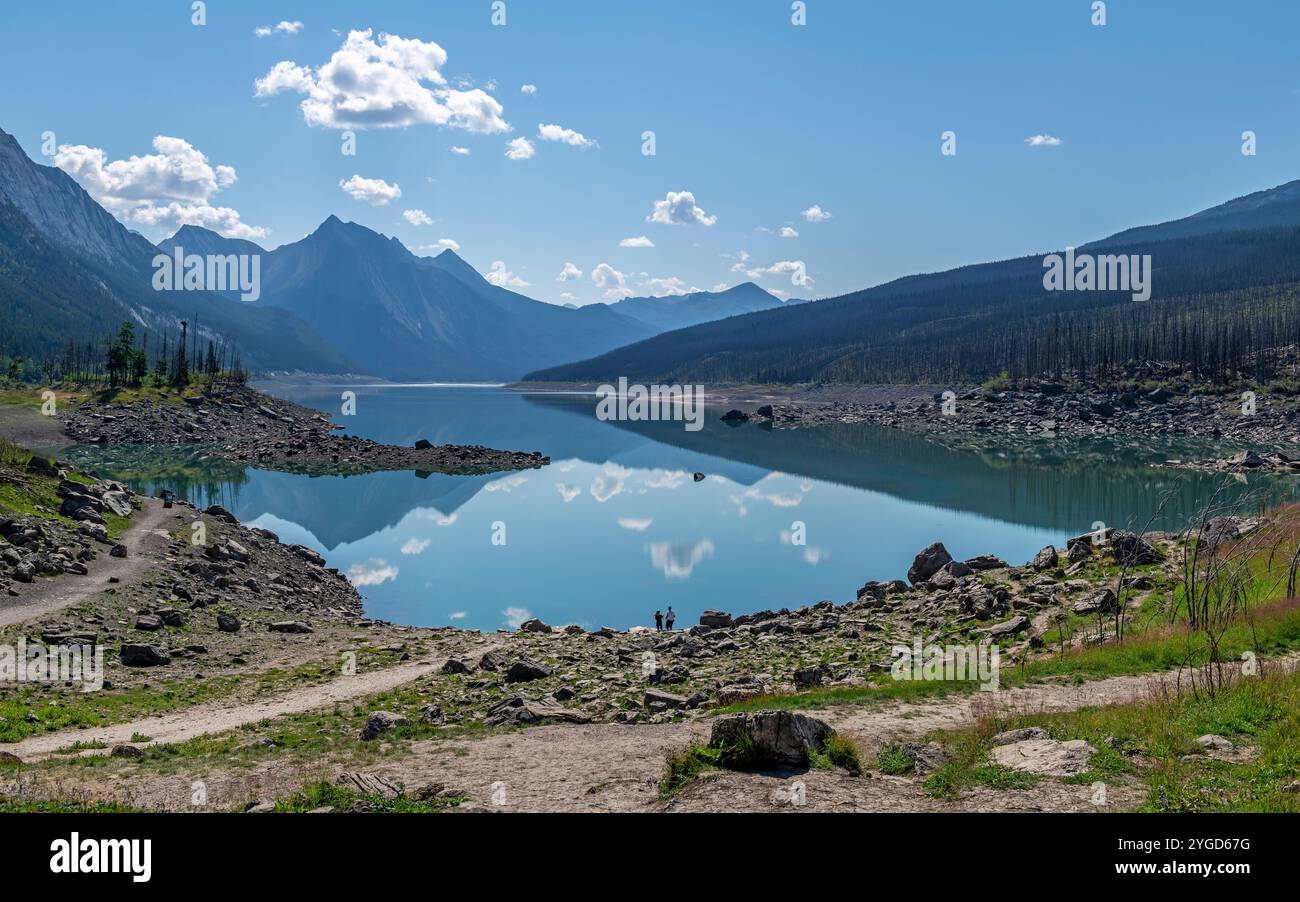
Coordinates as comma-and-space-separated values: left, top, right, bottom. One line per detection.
448, 145, 471, 155
432, 238, 460, 251
647, 190, 716, 226
502, 606, 533, 628
1025, 134, 1063, 147
53, 135, 266, 239
557, 262, 583, 281
618, 517, 653, 531
505, 136, 535, 160
520, 84, 537, 95
591, 262, 631, 299
486, 260, 529, 288
255, 21, 303, 37
780, 226, 799, 238
400, 537, 431, 555
647, 540, 714, 579
339, 174, 401, 205
254, 29, 509, 133
754, 260, 814, 289
619, 235, 654, 248
348, 558, 399, 586
537, 123, 595, 148
642, 276, 701, 296
448, 611, 467, 620
556, 483, 581, 503
402, 208, 433, 226
802, 204, 833, 222
484, 473, 529, 492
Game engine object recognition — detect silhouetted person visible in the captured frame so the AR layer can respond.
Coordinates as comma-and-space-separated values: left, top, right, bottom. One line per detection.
654, 610, 663, 631
665, 606, 676, 630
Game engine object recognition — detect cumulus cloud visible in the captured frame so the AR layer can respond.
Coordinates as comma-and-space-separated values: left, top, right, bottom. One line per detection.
448, 145, 471, 155
802, 204, 833, 222
502, 607, 533, 628
591, 262, 630, 299
557, 262, 583, 281
255, 20, 303, 37
254, 29, 509, 133
780, 226, 799, 238
647, 540, 714, 579
618, 517, 653, 531
520, 84, 537, 95
619, 236, 654, 248
402, 208, 433, 226
486, 261, 529, 288
505, 136, 535, 160
348, 558, 399, 586
53, 135, 266, 239
416, 238, 460, 252
642, 276, 701, 296
400, 537, 431, 555
647, 190, 716, 226
556, 483, 581, 503
537, 123, 595, 148
1025, 134, 1063, 147
339, 174, 401, 205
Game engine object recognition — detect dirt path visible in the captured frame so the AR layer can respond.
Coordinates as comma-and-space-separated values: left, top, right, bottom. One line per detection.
3, 649, 497, 760
0, 497, 173, 628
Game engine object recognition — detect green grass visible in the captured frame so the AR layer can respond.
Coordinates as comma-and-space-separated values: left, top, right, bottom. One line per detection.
876, 744, 915, 775
809, 731, 865, 776
0, 798, 143, 813
915, 668, 1300, 810
272, 778, 463, 813
660, 745, 724, 799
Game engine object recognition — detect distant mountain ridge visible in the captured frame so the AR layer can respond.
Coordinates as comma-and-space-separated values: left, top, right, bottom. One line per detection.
525, 177, 1300, 385
606, 282, 795, 332
0, 128, 356, 375
160, 220, 796, 382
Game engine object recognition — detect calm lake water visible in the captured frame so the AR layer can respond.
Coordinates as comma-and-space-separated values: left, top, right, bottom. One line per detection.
62, 385, 1300, 631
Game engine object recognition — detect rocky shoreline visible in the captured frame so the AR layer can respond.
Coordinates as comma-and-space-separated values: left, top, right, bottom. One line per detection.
59, 385, 548, 475
756, 383, 1300, 445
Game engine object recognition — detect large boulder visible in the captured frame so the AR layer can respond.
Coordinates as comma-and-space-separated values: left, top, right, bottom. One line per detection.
360, 711, 408, 741
989, 738, 1096, 776
1110, 531, 1162, 566
120, 644, 170, 667
505, 658, 552, 683
1028, 545, 1058, 571
699, 609, 733, 628
486, 696, 589, 726
518, 618, 552, 633
907, 542, 953, 585
1073, 588, 1118, 615
708, 710, 833, 769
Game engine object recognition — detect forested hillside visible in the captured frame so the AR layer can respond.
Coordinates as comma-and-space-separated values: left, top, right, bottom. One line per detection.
526, 220, 1300, 387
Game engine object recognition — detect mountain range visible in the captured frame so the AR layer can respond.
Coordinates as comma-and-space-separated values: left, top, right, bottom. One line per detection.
0, 126, 795, 381
526, 177, 1300, 385
9, 118, 1300, 389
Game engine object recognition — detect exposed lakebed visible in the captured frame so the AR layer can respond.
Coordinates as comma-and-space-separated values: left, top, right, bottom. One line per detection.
59, 384, 1300, 632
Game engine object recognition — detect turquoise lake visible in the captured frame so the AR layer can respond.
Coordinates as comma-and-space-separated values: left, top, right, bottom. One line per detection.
62, 385, 1300, 632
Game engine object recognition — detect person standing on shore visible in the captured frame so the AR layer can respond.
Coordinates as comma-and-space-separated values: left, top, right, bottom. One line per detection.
654, 610, 664, 631
665, 607, 676, 630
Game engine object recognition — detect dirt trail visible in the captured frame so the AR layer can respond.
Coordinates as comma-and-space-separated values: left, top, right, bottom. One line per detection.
0, 498, 173, 628
5, 650, 493, 760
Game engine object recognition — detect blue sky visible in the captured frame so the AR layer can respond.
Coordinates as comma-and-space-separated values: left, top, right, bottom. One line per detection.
3, 0, 1299, 305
